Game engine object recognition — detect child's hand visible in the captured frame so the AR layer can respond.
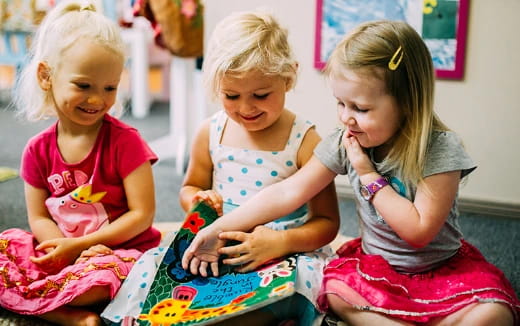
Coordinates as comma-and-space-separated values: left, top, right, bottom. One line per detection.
343, 133, 376, 177
192, 190, 224, 216
218, 225, 286, 273
30, 238, 83, 273
182, 225, 226, 277
75, 244, 113, 264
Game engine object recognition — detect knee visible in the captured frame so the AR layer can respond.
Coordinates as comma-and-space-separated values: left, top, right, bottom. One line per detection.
469, 303, 514, 326
481, 303, 514, 326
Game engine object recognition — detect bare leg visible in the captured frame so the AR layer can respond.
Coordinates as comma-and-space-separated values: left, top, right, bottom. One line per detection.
37, 286, 111, 326
38, 306, 102, 326
327, 293, 414, 326
325, 280, 413, 326
424, 302, 514, 326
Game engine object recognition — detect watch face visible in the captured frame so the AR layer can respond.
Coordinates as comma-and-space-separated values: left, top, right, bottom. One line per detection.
360, 186, 372, 200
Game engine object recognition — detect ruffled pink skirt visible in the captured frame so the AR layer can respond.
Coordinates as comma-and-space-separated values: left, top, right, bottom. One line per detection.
317, 237, 520, 323
0, 229, 145, 315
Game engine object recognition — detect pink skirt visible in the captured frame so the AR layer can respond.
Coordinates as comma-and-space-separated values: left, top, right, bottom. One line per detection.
317, 237, 520, 323
0, 228, 145, 315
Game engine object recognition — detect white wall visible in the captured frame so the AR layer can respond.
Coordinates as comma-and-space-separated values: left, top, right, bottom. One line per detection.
204, 0, 520, 207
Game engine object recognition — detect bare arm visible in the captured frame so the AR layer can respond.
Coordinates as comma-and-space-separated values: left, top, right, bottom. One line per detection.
182, 155, 338, 275
344, 135, 459, 248
29, 161, 156, 269
79, 161, 156, 248
264, 128, 339, 253
365, 170, 459, 247
179, 119, 223, 215
26, 183, 64, 243
218, 128, 340, 271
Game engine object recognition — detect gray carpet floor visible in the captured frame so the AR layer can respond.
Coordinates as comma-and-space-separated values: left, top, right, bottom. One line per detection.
0, 102, 518, 323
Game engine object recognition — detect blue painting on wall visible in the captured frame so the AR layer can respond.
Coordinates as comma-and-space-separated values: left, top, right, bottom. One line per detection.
314, 0, 469, 79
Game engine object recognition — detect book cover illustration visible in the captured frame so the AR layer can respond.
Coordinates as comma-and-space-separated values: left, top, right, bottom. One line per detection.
135, 202, 297, 326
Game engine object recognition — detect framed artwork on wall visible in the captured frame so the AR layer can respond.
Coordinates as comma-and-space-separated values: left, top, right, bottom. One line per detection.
314, 0, 469, 79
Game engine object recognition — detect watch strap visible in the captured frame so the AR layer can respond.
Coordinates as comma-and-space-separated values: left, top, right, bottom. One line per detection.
361, 177, 389, 201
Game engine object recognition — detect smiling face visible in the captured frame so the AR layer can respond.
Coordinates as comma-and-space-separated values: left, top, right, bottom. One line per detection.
219, 70, 288, 132
39, 39, 124, 129
332, 67, 402, 155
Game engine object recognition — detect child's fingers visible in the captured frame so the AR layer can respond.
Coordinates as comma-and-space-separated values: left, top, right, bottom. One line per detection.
218, 242, 245, 257
34, 240, 56, 251
182, 245, 195, 269
222, 254, 250, 266
189, 256, 201, 275
29, 254, 47, 265
210, 261, 219, 277
199, 260, 208, 277
218, 231, 247, 242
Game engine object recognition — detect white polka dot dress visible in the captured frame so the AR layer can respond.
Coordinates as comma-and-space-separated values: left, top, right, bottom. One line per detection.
210, 110, 335, 313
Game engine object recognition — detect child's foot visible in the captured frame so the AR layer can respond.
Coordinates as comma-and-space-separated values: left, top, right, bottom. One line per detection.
39, 306, 103, 326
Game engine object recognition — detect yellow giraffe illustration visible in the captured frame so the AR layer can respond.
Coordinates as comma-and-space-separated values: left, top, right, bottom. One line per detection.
139, 285, 255, 326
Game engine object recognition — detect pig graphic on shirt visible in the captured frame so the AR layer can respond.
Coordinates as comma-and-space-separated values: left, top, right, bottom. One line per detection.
45, 184, 109, 237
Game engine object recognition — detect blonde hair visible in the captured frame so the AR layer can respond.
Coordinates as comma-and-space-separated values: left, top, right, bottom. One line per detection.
203, 10, 297, 101
326, 20, 449, 187
13, 0, 126, 121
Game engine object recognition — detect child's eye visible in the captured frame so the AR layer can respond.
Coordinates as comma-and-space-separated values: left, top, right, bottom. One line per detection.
225, 94, 239, 100
105, 86, 117, 92
75, 83, 90, 89
254, 93, 269, 99
354, 106, 368, 113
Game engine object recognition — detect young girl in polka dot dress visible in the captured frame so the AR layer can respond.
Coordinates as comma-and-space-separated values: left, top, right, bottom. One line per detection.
102, 10, 340, 326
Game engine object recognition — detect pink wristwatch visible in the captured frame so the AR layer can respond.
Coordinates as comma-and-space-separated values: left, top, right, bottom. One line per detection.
360, 177, 389, 201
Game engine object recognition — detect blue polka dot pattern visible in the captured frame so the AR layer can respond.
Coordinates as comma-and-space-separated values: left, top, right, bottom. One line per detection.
217, 163, 222, 169
140, 282, 146, 288
219, 184, 223, 190
256, 158, 263, 164
306, 280, 312, 288
228, 176, 234, 182
272, 151, 278, 155
240, 190, 247, 196
241, 167, 248, 174
286, 161, 294, 167
228, 155, 234, 161
296, 132, 301, 138
271, 171, 278, 177
255, 180, 262, 187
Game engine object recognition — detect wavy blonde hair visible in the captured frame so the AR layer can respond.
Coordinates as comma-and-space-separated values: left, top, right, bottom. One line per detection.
203, 10, 298, 101
13, 0, 125, 121
326, 20, 449, 187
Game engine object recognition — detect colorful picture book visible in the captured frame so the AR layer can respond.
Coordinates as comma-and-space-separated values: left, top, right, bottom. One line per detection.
135, 202, 297, 326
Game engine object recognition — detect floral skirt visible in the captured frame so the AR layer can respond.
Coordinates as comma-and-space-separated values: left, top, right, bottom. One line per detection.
317, 237, 520, 323
0, 228, 143, 315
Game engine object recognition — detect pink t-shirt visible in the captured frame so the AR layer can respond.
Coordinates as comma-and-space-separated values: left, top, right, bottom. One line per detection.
21, 114, 160, 251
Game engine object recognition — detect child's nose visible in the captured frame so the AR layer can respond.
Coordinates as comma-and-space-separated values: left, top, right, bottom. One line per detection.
339, 107, 352, 124
239, 99, 255, 112
87, 96, 103, 106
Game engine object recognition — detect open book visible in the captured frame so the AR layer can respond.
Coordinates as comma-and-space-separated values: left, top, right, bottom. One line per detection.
135, 202, 297, 326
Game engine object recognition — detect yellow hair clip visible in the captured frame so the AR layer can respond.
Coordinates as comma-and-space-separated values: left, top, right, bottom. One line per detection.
388, 46, 404, 71
80, 3, 95, 11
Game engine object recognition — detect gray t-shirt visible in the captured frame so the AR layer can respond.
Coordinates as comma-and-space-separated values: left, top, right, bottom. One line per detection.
315, 128, 476, 273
